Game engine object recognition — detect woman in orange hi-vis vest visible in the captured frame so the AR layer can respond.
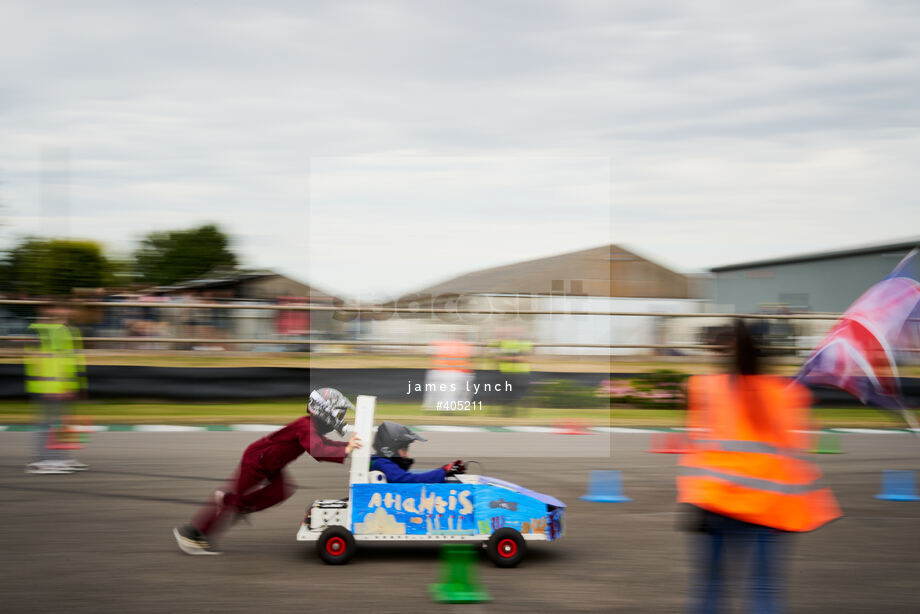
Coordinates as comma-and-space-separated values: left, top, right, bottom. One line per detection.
678, 320, 841, 614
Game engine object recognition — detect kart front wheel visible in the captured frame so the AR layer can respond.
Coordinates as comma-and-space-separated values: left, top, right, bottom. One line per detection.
487, 528, 526, 568
316, 526, 356, 565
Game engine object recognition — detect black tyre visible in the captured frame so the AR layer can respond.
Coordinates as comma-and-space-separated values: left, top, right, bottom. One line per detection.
486, 528, 526, 567
316, 526, 356, 565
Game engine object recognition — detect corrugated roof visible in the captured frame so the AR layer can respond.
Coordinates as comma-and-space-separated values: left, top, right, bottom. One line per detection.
710, 238, 920, 272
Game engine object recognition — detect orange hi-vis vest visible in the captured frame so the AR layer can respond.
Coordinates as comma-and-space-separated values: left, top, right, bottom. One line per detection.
432, 340, 473, 372
677, 374, 841, 532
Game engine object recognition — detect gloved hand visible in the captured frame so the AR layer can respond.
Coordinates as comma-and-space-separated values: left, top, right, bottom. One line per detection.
441, 460, 467, 476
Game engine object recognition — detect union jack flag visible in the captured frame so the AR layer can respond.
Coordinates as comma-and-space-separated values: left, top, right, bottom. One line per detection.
797, 248, 920, 410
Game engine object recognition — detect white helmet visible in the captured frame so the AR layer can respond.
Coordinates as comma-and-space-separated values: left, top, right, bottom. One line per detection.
308, 388, 354, 435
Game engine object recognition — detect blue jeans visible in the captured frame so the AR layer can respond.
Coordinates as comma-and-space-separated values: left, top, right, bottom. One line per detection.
690, 512, 785, 614
34, 397, 66, 461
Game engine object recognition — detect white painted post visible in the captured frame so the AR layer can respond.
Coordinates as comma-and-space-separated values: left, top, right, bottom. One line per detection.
348, 395, 376, 487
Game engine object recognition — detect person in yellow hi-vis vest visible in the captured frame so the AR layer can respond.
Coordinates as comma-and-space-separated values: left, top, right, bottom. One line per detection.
491, 337, 532, 417
24, 304, 88, 475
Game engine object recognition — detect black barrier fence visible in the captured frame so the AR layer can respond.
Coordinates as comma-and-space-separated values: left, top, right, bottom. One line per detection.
0, 365, 603, 402
0, 364, 910, 407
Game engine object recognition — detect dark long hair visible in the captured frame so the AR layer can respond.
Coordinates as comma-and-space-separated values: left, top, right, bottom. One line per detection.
733, 319, 761, 375
732, 319, 769, 430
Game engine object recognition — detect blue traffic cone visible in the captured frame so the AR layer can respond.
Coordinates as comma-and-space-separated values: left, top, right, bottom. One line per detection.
875, 470, 920, 501
579, 470, 631, 502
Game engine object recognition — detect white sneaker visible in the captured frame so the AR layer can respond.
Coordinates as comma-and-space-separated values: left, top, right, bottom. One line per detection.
173, 526, 222, 556
26, 460, 75, 475
61, 459, 90, 471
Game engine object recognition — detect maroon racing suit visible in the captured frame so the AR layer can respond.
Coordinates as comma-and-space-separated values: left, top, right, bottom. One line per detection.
192, 415, 348, 538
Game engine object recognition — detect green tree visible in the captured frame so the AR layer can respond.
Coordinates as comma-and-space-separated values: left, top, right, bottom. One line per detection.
133, 224, 238, 286
1, 237, 112, 296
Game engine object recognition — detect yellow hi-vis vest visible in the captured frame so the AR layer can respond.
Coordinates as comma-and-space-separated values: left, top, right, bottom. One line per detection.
496, 339, 531, 374
677, 374, 841, 532
24, 323, 87, 395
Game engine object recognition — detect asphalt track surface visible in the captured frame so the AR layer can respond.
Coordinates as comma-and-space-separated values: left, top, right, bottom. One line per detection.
1, 430, 919, 613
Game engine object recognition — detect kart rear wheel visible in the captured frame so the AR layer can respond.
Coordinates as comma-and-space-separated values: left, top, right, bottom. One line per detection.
316, 526, 356, 565
487, 528, 526, 568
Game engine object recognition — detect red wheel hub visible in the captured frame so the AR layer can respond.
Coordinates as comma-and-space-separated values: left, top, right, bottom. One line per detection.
497, 538, 518, 558
326, 536, 346, 556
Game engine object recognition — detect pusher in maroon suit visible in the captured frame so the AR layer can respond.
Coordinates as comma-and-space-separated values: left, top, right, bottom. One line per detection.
173, 388, 362, 555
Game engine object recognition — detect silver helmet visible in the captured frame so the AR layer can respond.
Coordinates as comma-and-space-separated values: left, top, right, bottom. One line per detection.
307, 388, 354, 435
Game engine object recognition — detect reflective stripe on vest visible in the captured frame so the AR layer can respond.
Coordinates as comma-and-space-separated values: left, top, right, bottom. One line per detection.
677, 374, 841, 532
678, 466, 827, 495
433, 341, 472, 372
693, 439, 803, 458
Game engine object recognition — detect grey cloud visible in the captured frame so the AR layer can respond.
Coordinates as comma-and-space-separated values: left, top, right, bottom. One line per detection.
2, 1, 920, 295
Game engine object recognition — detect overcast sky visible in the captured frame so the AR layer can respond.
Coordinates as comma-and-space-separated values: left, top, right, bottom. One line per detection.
1, 1, 919, 299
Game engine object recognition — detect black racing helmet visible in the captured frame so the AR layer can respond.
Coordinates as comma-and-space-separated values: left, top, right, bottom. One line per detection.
307, 388, 354, 436
373, 421, 427, 457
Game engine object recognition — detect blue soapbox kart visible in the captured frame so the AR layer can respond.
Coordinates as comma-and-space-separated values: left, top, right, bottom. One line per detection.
296, 395, 566, 567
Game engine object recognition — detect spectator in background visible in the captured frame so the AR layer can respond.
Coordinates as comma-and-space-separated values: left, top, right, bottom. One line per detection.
71, 287, 106, 340
489, 332, 532, 417
677, 319, 841, 614
423, 337, 475, 410
24, 303, 89, 475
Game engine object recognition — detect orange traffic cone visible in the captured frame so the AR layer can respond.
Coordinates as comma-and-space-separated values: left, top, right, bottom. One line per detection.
648, 432, 690, 454
46, 425, 83, 451
671, 432, 692, 454
74, 416, 93, 444
647, 432, 667, 453
554, 419, 591, 435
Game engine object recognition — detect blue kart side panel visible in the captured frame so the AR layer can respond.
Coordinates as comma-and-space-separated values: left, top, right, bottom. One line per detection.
350, 477, 565, 541
473, 484, 551, 537
351, 484, 478, 536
